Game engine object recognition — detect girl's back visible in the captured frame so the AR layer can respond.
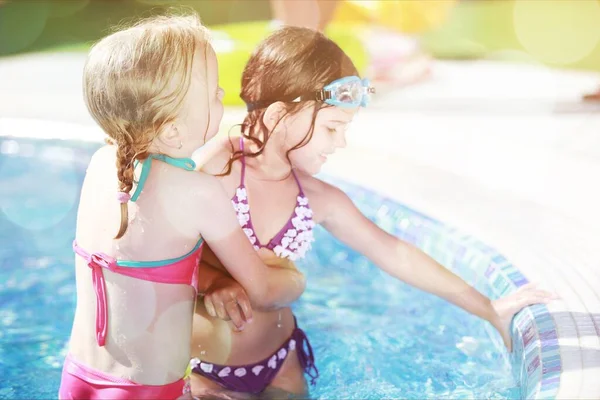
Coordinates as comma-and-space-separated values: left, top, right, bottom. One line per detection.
70, 146, 201, 384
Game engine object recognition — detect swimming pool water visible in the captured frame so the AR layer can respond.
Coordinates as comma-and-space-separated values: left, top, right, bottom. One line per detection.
0, 137, 520, 399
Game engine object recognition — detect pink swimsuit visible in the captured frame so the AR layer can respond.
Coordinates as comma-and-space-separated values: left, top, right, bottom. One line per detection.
59, 154, 202, 400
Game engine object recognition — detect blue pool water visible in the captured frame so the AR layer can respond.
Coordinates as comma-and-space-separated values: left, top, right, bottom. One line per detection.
0, 137, 519, 399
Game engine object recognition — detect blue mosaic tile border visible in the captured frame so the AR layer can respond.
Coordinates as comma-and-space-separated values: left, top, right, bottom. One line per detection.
331, 177, 561, 400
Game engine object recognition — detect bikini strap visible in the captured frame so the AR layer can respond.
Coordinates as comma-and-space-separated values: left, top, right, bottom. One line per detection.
290, 168, 305, 196
72, 240, 116, 347
294, 326, 319, 387
130, 154, 196, 202
239, 137, 246, 186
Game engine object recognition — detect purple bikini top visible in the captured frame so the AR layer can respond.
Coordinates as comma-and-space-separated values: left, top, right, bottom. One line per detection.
231, 138, 315, 261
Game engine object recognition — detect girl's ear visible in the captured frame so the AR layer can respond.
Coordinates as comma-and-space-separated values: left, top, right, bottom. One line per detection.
262, 102, 288, 132
156, 124, 182, 150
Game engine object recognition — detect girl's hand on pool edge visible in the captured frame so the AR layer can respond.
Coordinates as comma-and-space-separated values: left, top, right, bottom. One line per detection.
203, 276, 253, 331
490, 283, 560, 352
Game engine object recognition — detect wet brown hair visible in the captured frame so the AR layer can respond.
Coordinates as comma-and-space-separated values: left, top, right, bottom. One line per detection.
83, 13, 210, 239
221, 26, 358, 175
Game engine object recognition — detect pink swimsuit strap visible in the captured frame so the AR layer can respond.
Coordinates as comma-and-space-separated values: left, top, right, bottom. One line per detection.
73, 240, 202, 347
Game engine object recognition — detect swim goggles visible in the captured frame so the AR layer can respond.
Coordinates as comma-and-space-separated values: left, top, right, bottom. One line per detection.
245, 76, 375, 111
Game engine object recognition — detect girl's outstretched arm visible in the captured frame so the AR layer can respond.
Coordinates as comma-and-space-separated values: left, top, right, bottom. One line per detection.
315, 181, 557, 350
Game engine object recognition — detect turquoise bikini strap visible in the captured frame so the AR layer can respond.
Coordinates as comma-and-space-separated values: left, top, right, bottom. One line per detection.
130, 154, 197, 202
116, 237, 204, 268
150, 154, 196, 171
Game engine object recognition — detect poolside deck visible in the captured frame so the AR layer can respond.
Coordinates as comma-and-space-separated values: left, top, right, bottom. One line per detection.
1, 52, 599, 399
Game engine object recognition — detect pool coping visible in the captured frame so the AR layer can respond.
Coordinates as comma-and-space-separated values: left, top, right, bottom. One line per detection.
1, 121, 560, 400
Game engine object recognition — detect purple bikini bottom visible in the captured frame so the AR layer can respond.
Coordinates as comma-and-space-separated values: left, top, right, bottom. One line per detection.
191, 318, 318, 394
